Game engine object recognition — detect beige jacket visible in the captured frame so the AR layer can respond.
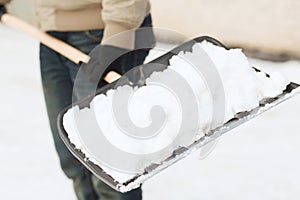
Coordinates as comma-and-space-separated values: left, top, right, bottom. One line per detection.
2, 0, 150, 43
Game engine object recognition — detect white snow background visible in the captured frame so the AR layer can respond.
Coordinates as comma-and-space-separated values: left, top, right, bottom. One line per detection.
0, 24, 300, 200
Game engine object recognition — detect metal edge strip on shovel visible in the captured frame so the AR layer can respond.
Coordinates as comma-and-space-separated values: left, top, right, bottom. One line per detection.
3, 13, 300, 193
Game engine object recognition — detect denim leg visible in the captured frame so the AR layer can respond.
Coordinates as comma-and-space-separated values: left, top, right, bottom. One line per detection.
40, 33, 98, 200
42, 30, 126, 200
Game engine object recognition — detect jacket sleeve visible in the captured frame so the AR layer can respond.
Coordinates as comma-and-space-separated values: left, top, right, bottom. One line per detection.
101, 0, 149, 48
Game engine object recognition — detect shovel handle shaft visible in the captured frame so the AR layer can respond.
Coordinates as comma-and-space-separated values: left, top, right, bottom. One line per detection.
1, 14, 90, 64
103, 71, 122, 83
1, 14, 121, 83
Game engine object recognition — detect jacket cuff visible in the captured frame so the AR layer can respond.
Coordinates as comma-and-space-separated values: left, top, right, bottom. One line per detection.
102, 21, 135, 49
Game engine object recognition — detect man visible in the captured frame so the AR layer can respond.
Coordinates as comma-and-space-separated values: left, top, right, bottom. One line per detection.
0, 1, 153, 199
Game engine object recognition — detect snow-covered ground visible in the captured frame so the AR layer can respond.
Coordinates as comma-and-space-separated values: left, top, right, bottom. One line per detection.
0, 24, 300, 200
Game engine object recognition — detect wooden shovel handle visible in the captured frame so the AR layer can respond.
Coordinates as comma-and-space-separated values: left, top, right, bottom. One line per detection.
1, 14, 121, 83
1, 14, 90, 64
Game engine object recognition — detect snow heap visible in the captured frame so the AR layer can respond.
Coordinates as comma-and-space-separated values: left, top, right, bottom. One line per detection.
63, 41, 289, 183
167, 42, 289, 133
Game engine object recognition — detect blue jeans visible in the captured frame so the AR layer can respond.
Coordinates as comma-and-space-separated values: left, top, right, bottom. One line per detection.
40, 16, 152, 200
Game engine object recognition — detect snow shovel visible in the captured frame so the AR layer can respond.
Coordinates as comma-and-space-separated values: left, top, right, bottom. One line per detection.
2, 14, 300, 193
56, 44, 300, 193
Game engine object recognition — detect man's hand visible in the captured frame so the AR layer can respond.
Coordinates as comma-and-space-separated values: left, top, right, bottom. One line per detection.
81, 45, 130, 84
0, 4, 7, 21
81, 44, 150, 87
